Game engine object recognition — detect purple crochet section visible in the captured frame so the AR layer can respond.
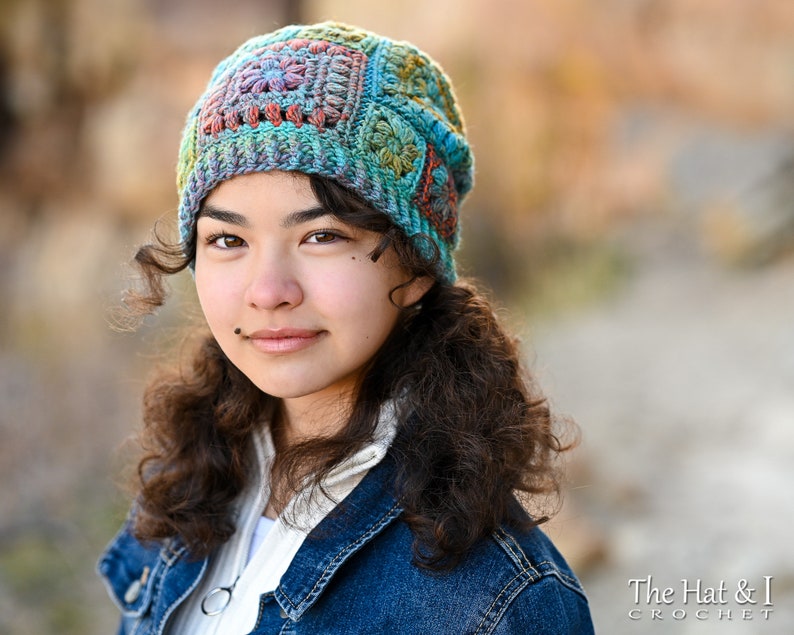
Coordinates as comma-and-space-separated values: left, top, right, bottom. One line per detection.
197, 39, 367, 137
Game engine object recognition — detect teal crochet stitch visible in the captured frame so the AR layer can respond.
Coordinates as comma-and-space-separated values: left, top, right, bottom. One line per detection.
176, 22, 474, 282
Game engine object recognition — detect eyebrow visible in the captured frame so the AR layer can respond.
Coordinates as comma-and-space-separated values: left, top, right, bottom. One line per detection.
279, 206, 331, 228
198, 205, 251, 228
197, 204, 331, 229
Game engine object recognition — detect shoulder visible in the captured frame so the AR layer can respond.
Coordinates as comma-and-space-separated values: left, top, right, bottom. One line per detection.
319, 512, 594, 634
489, 524, 587, 602
481, 525, 594, 634
425, 523, 593, 634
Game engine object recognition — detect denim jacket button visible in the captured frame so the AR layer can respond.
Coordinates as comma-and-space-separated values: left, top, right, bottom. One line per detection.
124, 579, 142, 604
279, 607, 288, 619
123, 566, 150, 604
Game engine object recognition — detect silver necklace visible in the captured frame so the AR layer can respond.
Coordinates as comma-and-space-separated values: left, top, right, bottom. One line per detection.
200, 575, 241, 616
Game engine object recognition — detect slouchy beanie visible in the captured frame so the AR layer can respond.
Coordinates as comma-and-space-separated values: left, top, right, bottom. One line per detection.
175, 22, 473, 281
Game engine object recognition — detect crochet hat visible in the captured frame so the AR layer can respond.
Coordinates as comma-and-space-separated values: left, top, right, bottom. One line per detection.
176, 22, 473, 282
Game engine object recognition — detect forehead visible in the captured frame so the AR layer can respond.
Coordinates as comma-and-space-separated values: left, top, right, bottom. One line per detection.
203, 171, 315, 207
197, 172, 324, 227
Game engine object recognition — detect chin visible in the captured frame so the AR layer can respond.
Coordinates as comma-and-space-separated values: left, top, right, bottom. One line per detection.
248, 379, 326, 400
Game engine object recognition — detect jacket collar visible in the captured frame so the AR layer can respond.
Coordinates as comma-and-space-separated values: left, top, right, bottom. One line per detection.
273, 454, 402, 619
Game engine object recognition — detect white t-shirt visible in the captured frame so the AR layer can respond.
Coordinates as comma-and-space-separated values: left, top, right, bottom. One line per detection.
167, 401, 398, 635
246, 515, 276, 564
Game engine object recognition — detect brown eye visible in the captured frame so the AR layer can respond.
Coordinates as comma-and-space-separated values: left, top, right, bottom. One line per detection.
306, 230, 347, 244
210, 234, 245, 249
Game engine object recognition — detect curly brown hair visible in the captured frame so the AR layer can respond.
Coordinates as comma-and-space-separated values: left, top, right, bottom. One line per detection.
124, 174, 574, 570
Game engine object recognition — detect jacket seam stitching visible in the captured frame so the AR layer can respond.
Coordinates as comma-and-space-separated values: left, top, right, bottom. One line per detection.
154, 550, 207, 635
494, 529, 583, 590
530, 559, 581, 588
478, 529, 590, 634
494, 529, 541, 579
473, 567, 533, 634
279, 501, 401, 611
473, 530, 540, 633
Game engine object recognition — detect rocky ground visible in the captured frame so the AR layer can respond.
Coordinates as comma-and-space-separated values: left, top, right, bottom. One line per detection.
531, 217, 794, 633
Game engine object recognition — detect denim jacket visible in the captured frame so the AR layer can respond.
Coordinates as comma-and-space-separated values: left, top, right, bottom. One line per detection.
98, 455, 594, 634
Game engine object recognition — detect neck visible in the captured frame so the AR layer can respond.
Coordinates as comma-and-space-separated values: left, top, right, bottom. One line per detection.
266, 390, 357, 517
275, 391, 355, 450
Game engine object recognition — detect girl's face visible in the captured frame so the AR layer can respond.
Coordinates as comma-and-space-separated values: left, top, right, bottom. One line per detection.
194, 171, 428, 428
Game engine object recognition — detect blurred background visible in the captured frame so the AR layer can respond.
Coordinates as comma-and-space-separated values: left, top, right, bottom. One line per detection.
1, 0, 793, 632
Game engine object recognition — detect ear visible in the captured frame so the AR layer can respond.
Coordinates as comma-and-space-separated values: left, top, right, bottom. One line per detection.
398, 275, 434, 307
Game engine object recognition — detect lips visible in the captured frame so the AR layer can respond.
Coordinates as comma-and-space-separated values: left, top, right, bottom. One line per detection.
243, 328, 325, 354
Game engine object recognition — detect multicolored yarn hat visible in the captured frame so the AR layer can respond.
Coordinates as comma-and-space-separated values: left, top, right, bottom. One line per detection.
176, 21, 474, 282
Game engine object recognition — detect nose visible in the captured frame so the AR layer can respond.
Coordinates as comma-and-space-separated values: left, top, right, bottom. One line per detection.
244, 256, 303, 310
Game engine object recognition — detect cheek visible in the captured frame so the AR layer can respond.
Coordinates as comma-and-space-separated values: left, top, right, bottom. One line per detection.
194, 267, 241, 328
313, 260, 375, 303
315, 264, 401, 335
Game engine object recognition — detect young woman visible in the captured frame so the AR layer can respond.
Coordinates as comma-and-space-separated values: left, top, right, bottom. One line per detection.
98, 21, 595, 634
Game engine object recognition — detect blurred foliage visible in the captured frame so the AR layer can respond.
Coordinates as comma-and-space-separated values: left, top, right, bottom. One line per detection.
519, 237, 632, 319
0, 492, 129, 634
